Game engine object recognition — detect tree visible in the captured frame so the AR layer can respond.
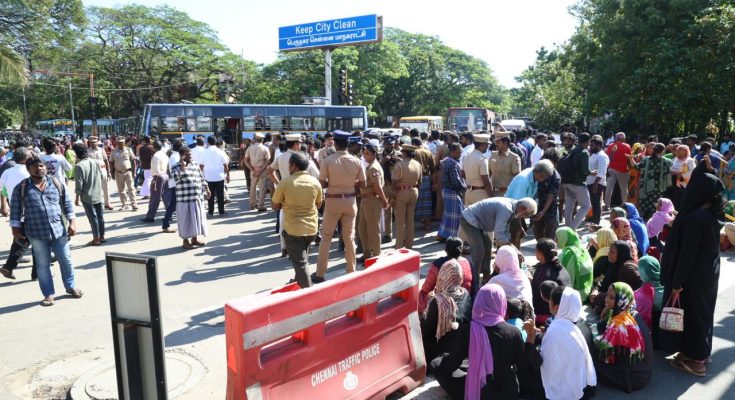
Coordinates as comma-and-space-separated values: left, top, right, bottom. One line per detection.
513, 47, 585, 131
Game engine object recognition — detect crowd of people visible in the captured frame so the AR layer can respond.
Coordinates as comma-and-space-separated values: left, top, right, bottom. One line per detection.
0, 126, 727, 399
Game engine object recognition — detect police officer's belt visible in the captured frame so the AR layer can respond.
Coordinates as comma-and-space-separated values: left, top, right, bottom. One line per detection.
325, 192, 356, 198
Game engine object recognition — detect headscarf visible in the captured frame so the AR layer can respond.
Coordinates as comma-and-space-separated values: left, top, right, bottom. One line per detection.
556, 227, 594, 302
610, 207, 627, 220
488, 245, 533, 305
662, 164, 725, 290
465, 284, 507, 400
593, 228, 617, 263
595, 282, 646, 364
612, 218, 638, 262
637, 256, 663, 310
540, 288, 597, 399
646, 198, 675, 238
623, 203, 650, 255
429, 260, 467, 341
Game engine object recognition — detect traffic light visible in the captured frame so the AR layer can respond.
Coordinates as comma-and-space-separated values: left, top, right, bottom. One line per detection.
346, 95, 353, 106
339, 69, 347, 95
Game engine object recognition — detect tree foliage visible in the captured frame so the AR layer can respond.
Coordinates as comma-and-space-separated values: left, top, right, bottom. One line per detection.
1, 3, 509, 129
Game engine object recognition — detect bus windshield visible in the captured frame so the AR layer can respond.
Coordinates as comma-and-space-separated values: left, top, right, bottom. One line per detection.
448, 109, 488, 132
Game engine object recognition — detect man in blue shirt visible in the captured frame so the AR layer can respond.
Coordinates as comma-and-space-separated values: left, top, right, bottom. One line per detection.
9, 157, 82, 306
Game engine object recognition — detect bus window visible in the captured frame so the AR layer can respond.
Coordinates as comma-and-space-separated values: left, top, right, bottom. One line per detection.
161, 117, 179, 132
268, 116, 283, 131
150, 117, 160, 132
160, 106, 185, 117
290, 117, 308, 130
280, 118, 290, 130
186, 118, 196, 131
196, 116, 212, 131
243, 117, 256, 130
313, 117, 326, 131
352, 117, 364, 130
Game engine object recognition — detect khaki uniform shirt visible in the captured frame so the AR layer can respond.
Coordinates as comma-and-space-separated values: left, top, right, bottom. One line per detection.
393, 159, 422, 186
319, 150, 366, 194
414, 148, 435, 176
88, 147, 108, 176
245, 143, 271, 172
362, 161, 385, 195
111, 147, 134, 172
272, 171, 323, 236
489, 149, 521, 190
462, 149, 490, 188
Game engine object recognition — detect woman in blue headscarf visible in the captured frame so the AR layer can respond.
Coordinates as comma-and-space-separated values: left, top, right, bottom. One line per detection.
623, 203, 649, 256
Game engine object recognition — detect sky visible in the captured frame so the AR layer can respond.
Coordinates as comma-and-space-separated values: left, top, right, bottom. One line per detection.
83, 0, 580, 88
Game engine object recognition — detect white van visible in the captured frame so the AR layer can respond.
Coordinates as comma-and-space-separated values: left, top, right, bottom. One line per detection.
500, 119, 527, 131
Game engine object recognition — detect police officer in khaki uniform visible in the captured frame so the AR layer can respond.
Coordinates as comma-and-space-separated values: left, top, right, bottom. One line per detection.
380, 135, 401, 243
489, 132, 522, 197
313, 131, 366, 283
358, 140, 389, 262
462, 133, 493, 206
110, 136, 137, 210
392, 144, 423, 249
243, 132, 271, 211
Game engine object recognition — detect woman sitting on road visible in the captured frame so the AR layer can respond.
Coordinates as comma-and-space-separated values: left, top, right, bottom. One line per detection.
590, 240, 642, 315
419, 237, 473, 313
530, 239, 571, 325
555, 227, 594, 303
593, 282, 653, 393
488, 245, 533, 306
420, 260, 472, 400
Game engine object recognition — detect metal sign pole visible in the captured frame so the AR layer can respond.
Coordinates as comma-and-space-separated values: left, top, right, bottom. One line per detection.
324, 48, 332, 105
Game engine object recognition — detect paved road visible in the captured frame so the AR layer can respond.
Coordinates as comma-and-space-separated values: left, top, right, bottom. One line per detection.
0, 174, 733, 399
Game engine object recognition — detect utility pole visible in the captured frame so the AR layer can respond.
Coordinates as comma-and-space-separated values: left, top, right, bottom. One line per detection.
241, 48, 246, 101
324, 48, 332, 104
21, 86, 29, 131
34, 69, 97, 136
68, 81, 75, 135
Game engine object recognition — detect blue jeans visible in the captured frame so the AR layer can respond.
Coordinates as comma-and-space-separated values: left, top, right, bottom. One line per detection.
30, 236, 75, 297
82, 202, 105, 238
162, 187, 177, 229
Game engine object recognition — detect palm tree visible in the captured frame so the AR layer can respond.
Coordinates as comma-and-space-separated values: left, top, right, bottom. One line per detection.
0, 0, 30, 85
0, 45, 28, 86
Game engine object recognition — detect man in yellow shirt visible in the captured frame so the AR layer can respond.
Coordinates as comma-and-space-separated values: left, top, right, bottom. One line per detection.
272, 152, 323, 288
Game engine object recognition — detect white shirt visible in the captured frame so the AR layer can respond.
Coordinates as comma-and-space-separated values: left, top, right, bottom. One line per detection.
168, 151, 180, 188
0, 164, 30, 203
199, 147, 229, 182
151, 150, 169, 176
40, 153, 72, 182
307, 160, 320, 178
191, 145, 207, 165
530, 145, 544, 166
586, 150, 609, 186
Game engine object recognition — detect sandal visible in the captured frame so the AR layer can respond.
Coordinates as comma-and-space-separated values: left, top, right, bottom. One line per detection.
87, 240, 101, 246
192, 240, 206, 247
0, 267, 16, 280
669, 359, 706, 377
41, 297, 55, 306
182, 241, 194, 250
66, 288, 83, 298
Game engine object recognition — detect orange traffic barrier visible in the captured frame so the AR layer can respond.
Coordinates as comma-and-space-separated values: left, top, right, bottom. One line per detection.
225, 249, 426, 400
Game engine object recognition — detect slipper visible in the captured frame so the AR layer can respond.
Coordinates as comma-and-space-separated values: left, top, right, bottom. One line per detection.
66, 288, 83, 298
669, 359, 705, 377
41, 298, 54, 306
182, 243, 194, 250
87, 240, 101, 246
192, 241, 206, 247
672, 352, 712, 365
99, 238, 108, 243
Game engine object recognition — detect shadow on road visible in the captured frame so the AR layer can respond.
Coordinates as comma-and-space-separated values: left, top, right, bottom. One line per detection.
165, 307, 225, 347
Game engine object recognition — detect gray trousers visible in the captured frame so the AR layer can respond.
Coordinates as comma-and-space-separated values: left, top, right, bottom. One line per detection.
283, 231, 316, 288
562, 183, 591, 230
605, 169, 629, 207
460, 216, 491, 294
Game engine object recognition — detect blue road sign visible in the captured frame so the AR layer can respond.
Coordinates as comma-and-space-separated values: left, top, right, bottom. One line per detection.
279, 14, 381, 52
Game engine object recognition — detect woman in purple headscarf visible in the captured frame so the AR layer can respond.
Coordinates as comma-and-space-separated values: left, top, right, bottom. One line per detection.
465, 284, 524, 399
